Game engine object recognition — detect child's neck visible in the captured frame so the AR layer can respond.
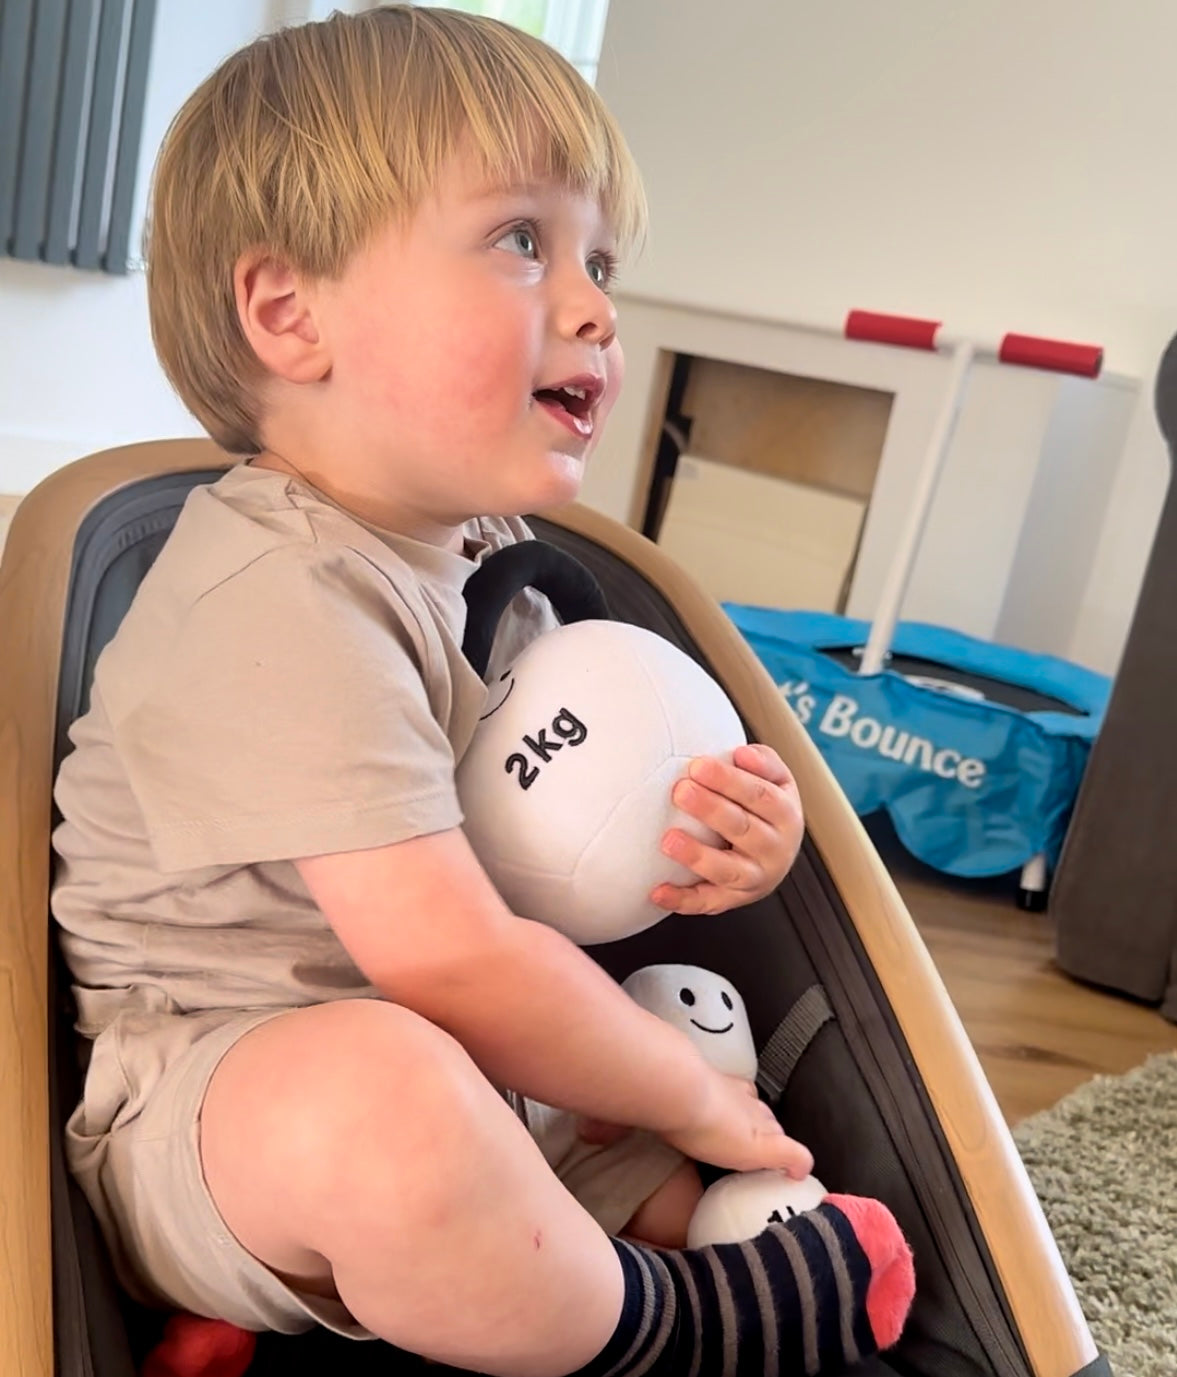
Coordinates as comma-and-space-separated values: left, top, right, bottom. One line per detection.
250, 450, 467, 553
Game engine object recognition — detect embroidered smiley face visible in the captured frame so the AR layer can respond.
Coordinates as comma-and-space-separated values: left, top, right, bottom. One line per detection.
479, 668, 516, 722
678, 982, 735, 1035
622, 964, 759, 1080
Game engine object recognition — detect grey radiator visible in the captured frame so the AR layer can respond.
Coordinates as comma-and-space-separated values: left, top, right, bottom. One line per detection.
0, 0, 157, 273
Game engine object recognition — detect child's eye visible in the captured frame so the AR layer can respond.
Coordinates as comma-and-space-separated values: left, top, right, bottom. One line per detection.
587, 252, 618, 292
495, 224, 539, 259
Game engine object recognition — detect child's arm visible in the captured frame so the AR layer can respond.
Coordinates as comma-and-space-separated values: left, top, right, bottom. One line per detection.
296, 830, 811, 1177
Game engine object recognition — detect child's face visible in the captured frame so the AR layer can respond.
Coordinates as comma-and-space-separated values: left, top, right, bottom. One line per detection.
313, 149, 625, 534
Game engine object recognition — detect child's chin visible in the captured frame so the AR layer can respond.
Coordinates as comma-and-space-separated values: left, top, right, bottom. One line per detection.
530, 458, 585, 509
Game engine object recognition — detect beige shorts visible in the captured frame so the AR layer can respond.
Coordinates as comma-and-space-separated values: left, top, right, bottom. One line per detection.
66, 1010, 685, 1336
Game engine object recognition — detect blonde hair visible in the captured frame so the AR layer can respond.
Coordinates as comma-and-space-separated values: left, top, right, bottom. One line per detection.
145, 4, 645, 454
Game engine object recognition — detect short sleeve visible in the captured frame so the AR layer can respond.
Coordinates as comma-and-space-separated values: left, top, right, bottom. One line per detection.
112, 543, 461, 872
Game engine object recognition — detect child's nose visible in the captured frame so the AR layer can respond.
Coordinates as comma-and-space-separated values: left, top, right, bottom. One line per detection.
554, 271, 617, 348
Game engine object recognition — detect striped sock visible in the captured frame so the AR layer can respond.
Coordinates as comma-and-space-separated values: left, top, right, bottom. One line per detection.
571, 1196, 914, 1377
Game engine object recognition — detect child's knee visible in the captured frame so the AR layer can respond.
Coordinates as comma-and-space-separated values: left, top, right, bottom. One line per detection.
204, 1000, 489, 1207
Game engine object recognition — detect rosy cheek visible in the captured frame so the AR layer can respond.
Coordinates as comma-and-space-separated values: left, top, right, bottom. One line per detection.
458, 357, 515, 414
438, 298, 533, 415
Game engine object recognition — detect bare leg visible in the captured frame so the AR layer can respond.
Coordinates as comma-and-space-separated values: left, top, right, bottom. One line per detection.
201, 999, 624, 1377
622, 1161, 704, 1248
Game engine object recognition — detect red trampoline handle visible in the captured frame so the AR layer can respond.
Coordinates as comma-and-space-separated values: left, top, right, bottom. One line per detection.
846, 311, 1105, 378
845, 310, 941, 351
998, 333, 1103, 378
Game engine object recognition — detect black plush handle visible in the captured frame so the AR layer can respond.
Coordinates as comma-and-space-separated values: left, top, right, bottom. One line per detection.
462, 540, 609, 677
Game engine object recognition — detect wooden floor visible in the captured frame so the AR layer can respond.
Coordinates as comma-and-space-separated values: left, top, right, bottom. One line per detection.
866, 817, 1177, 1126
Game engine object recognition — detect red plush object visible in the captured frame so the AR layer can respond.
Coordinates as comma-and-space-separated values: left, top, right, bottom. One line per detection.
826, 1193, 917, 1350
141, 1314, 256, 1377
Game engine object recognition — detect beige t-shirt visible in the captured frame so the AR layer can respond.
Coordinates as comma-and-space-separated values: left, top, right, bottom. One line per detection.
51, 463, 554, 1130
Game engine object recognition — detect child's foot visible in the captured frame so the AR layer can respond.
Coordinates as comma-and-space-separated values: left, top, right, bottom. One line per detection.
826, 1193, 917, 1351
575, 1194, 915, 1377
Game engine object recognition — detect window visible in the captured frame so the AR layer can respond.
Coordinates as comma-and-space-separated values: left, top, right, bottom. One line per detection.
411, 0, 611, 84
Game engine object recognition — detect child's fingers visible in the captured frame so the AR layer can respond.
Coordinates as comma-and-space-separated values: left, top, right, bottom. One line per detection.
673, 778, 752, 843
685, 755, 798, 830
741, 1095, 814, 1178
661, 827, 764, 892
655, 745, 804, 913
650, 880, 722, 915
652, 877, 753, 916
762, 1135, 816, 1180
732, 741, 794, 786
670, 778, 794, 871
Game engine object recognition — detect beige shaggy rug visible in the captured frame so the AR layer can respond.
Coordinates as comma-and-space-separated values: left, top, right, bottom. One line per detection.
1012, 1052, 1177, 1377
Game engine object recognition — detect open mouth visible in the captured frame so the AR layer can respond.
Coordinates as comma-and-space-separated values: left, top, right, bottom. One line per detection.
533, 378, 602, 439
690, 1019, 735, 1035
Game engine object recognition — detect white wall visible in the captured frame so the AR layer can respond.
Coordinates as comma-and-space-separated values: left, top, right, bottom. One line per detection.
596, 0, 1177, 673
1067, 381, 1171, 671
0, 0, 296, 495
597, 0, 1177, 377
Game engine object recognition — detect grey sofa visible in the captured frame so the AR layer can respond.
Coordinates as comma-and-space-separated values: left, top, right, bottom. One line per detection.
1050, 333, 1177, 1022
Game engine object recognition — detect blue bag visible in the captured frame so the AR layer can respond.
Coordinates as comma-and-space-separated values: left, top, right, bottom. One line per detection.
724, 606, 1111, 878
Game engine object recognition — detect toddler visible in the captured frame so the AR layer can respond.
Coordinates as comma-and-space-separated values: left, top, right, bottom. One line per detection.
52, 8, 913, 1374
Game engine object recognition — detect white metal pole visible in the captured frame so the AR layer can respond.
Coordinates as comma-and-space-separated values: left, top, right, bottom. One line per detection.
857, 339, 976, 675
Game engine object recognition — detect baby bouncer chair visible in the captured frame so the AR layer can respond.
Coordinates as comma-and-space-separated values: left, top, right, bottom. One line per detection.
0, 438, 1110, 1377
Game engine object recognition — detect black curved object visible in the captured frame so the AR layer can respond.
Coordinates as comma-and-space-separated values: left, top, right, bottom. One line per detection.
461, 539, 609, 677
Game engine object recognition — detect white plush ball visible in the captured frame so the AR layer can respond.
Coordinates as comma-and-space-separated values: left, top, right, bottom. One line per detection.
456, 620, 746, 944
622, 965, 758, 1080
687, 1171, 828, 1248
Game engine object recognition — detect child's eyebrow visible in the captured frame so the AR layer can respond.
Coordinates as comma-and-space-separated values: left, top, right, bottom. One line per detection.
464, 178, 618, 242
468, 179, 546, 204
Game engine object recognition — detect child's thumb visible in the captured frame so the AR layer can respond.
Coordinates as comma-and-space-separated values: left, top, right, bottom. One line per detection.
761, 1132, 814, 1180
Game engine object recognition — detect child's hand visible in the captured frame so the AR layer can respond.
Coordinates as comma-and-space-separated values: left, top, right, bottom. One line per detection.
579, 1075, 812, 1177
665, 1072, 813, 1177
651, 743, 804, 915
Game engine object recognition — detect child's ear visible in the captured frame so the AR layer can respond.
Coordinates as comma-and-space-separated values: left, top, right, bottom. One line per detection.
234, 252, 330, 384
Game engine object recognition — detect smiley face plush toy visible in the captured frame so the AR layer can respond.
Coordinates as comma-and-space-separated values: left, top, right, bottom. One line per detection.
621, 964, 758, 1079
457, 542, 746, 945
623, 962, 829, 1248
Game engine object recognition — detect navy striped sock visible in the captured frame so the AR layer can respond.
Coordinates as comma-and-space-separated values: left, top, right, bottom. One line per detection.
571, 1200, 908, 1377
